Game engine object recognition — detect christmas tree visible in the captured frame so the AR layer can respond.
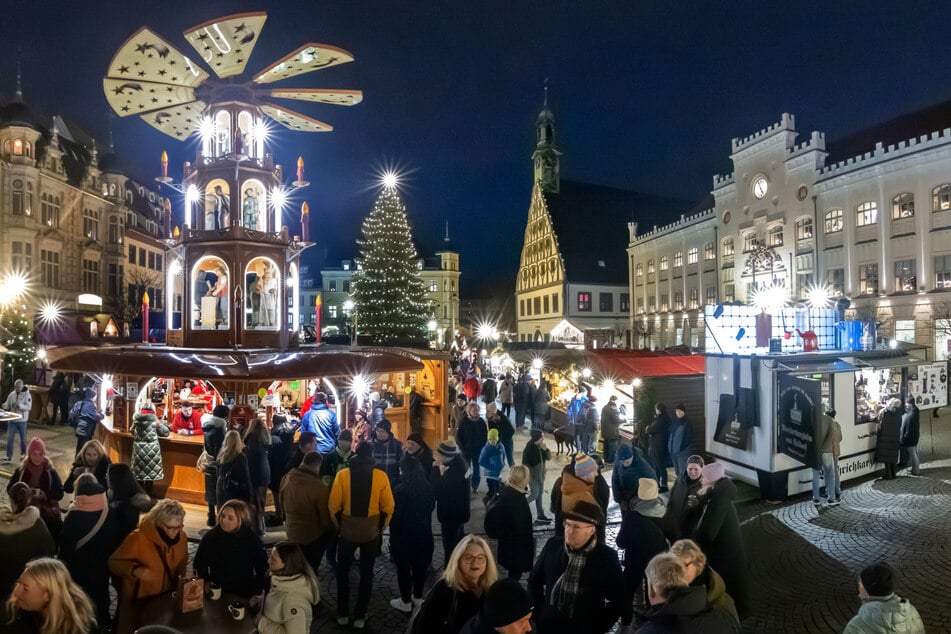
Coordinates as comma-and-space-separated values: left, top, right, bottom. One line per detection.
1, 302, 35, 393
351, 182, 431, 344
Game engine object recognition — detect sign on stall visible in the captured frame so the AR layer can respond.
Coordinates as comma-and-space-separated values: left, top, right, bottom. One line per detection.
777, 374, 822, 469
906, 362, 948, 410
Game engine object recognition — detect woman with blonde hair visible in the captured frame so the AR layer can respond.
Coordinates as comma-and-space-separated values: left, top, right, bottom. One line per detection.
108, 499, 188, 631
414, 535, 498, 633
669, 539, 740, 626
216, 429, 253, 506
63, 439, 111, 493
5, 557, 96, 634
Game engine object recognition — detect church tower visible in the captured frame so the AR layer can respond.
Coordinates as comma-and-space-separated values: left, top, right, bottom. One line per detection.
532, 85, 561, 193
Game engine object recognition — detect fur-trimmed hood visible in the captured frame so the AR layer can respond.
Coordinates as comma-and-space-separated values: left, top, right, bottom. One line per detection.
202, 414, 227, 432
133, 412, 158, 426
0, 505, 43, 536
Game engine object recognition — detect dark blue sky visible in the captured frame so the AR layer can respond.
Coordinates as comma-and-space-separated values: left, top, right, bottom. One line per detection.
4, 1, 951, 296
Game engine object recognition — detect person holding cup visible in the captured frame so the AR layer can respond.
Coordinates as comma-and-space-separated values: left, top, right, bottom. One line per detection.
193, 500, 268, 598
255, 541, 319, 633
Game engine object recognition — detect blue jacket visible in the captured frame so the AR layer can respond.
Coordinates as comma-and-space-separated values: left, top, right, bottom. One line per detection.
71, 390, 104, 438
668, 414, 692, 456
479, 443, 505, 480
567, 394, 587, 427
301, 403, 339, 453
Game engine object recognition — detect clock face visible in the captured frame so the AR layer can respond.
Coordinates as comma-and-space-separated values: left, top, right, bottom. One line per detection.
752, 177, 768, 199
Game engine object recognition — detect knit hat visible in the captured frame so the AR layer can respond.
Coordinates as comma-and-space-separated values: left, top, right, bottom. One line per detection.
377, 419, 392, 433
609, 395, 618, 401
139, 402, 155, 413
573, 453, 597, 482
338, 429, 353, 441
701, 462, 725, 483
530, 429, 543, 442
615, 444, 634, 463
437, 440, 460, 460
271, 413, 287, 425
27, 437, 46, 455
506, 465, 531, 494
637, 478, 659, 501
675, 403, 686, 412
406, 432, 424, 446
487, 428, 499, 442
212, 405, 230, 419
76, 476, 105, 497
355, 443, 374, 459
486, 402, 498, 417
860, 562, 895, 597
456, 394, 467, 402
484, 578, 533, 628
563, 498, 605, 528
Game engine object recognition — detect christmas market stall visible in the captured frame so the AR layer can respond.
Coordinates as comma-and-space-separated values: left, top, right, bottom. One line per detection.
703, 303, 938, 499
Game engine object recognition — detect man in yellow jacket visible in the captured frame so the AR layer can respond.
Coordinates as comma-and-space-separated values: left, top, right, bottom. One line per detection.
328, 442, 395, 629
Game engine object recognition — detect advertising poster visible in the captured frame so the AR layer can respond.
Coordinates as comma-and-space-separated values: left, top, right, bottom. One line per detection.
906, 363, 948, 410
714, 394, 749, 449
777, 374, 822, 469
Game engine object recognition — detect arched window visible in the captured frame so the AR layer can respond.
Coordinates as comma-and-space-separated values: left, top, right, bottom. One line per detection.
933, 184, 951, 212
743, 232, 757, 252
245, 257, 281, 330
824, 209, 843, 233
687, 247, 699, 264
647, 259, 655, 274
239, 179, 265, 230
795, 217, 813, 240
721, 238, 735, 257
892, 193, 915, 219
673, 252, 683, 267
108, 217, 122, 244
204, 180, 231, 230
237, 111, 253, 156
11, 179, 23, 215
704, 242, 715, 260
768, 224, 783, 246
660, 256, 669, 271
13, 138, 23, 156
855, 201, 877, 226
215, 111, 232, 156
193, 256, 229, 329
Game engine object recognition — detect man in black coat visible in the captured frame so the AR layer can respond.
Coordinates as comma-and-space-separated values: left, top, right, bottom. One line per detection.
431, 440, 470, 566
513, 374, 532, 429
900, 398, 921, 475
639, 553, 740, 633
484, 468, 534, 580
456, 402, 488, 493
529, 497, 625, 632
266, 414, 300, 520
647, 403, 671, 490
600, 396, 622, 464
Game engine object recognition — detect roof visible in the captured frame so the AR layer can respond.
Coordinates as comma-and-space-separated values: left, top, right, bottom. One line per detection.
543, 180, 688, 284
826, 97, 951, 164
588, 350, 705, 378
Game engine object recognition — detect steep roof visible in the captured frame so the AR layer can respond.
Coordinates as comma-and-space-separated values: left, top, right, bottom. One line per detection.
826, 97, 951, 163
542, 180, 688, 284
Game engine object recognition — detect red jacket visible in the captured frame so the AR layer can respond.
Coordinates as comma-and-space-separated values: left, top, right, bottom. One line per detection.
463, 376, 481, 400
171, 411, 203, 435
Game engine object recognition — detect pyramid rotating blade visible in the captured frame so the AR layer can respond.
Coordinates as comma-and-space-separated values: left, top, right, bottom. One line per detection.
105, 27, 208, 88
184, 12, 267, 79
269, 88, 363, 106
261, 103, 333, 132
140, 101, 207, 139
103, 78, 197, 117
253, 43, 354, 84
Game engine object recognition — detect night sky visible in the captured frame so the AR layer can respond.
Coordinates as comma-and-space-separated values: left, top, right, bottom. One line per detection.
4, 1, 951, 298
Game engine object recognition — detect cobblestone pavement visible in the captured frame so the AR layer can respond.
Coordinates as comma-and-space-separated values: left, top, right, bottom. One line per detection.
4, 422, 951, 633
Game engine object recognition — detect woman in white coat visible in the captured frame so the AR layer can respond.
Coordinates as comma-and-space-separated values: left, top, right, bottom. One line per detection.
256, 541, 319, 634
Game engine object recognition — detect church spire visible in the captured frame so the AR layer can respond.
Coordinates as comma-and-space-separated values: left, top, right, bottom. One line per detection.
532, 79, 561, 193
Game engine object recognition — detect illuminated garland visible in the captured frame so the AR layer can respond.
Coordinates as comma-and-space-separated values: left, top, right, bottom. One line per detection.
1, 303, 35, 393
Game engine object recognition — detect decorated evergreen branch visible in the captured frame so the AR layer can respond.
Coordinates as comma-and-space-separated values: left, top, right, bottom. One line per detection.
1, 302, 35, 393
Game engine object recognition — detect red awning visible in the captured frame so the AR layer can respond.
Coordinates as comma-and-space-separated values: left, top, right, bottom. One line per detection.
587, 351, 705, 379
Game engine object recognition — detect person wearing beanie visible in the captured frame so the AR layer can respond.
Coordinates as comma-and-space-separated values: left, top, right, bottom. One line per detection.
521, 429, 551, 523
432, 439, 470, 566
3, 379, 32, 463
573, 453, 598, 483
319, 429, 352, 484
59, 473, 116, 627
611, 443, 657, 512
529, 492, 624, 633
199, 402, 229, 526
667, 403, 693, 483
281, 451, 333, 576
479, 428, 505, 499
843, 562, 924, 634
450, 393, 468, 431
389, 456, 435, 613
301, 390, 339, 454
130, 403, 164, 495
457, 402, 489, 494
693, 461, 749, 620
664, 455, 705, 541
600, 394, 623, 464
551, 455, 611, 540
6, 437, 65, 540
486, 401, 516, 468
329, 438, 395, 628
484, 465, 535, 581
577, 394, 600, 454
616, 478, 668, 619
460, 577, 533, 634
372, 418, 404, 488
405, 431, 434, 476
0, 482, 56, 600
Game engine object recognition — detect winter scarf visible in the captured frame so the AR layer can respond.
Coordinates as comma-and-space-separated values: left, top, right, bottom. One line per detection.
551, 533, 597, 618
71, 492, 108, 513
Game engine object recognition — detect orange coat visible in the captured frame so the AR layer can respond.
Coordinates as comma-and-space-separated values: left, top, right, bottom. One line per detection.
108, 517, 189, 601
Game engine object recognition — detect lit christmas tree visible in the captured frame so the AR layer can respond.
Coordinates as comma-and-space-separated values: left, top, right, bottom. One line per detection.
351, 181, 431, 344
1, 302, 35, 393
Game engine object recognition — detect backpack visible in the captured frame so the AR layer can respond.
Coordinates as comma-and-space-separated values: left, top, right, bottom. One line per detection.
67, 400, 85, 428
582, 402, 598, 433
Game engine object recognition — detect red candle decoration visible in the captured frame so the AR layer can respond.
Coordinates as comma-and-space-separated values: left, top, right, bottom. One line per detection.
297, 156, 304, 183
161, 151, 168, 179
301, 201, 309, 242
141, 291, 150, 344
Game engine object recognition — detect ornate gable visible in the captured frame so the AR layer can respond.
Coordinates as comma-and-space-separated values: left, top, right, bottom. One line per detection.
517, 183, 565, 293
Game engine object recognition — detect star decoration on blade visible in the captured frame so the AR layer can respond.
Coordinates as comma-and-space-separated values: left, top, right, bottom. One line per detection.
102, 11, 362, 139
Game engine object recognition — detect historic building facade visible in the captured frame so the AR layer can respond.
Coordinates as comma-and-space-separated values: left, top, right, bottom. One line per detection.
515, 95, 683, 347
629, 110, 951, 356
0, 93, 166, 317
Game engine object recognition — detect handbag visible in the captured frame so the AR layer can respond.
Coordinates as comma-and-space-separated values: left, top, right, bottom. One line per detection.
196, 450, 216, 474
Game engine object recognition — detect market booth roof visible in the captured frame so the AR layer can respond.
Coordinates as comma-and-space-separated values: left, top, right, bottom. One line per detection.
44, 344, 424, 380
588, 350, 706, 378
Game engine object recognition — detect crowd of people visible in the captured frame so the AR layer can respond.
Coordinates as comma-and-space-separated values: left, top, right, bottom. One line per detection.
0, 367, 929, 634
